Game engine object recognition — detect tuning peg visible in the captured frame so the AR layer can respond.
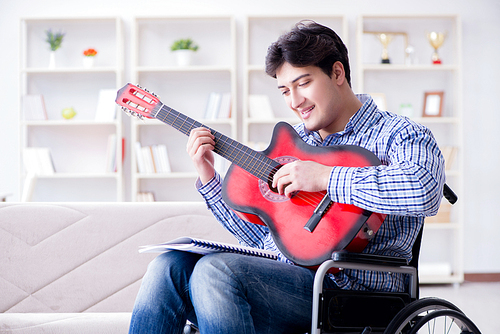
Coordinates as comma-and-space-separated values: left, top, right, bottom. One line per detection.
122, 107, 131, 116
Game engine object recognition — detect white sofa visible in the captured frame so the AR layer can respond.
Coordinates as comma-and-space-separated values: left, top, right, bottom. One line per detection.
0, 202, 237, 333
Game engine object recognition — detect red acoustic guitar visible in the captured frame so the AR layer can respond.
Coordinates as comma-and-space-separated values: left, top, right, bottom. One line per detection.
116, 83, 386, 266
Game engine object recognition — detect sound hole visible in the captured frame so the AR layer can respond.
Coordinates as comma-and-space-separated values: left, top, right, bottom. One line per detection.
258, 156, 297, 203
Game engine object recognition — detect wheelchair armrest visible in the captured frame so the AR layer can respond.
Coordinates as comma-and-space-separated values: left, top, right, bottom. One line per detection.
332, 250, 408, 267
311, 253, 418, 333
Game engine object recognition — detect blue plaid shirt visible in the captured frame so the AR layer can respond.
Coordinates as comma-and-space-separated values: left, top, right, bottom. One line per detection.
196, 94, 445, 292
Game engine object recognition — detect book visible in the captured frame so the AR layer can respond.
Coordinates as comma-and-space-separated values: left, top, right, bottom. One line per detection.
23, 147, 55, 175
155, 144, 172, 173
142, 146, 156, 173
105, 134, 117, 173
204, 92, 222, 120
137, 192, 155, 202
21, 172, 37, 202
95, 89, 117, 122
217, 92, 232, 119
22, 95, 48, 121
139, 237, 279, 260
134, 142, 146, 173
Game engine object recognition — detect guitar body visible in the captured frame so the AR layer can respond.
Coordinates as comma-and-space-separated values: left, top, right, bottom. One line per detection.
222, 122, 387, 266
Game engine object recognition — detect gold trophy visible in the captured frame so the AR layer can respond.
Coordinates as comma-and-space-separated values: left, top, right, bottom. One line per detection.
427, 32, 446, 64
377, 33, 394, 64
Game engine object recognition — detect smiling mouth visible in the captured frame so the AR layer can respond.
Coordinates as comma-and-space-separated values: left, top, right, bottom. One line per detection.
299, 106, 315, 119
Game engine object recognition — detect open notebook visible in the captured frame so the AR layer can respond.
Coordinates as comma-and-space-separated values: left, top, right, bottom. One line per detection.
139, 236, 279, 260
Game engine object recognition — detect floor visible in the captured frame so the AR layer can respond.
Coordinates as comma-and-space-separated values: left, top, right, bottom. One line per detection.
420, 281, 500, 333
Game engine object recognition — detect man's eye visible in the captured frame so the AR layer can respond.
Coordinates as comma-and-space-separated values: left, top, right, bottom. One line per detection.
281, 90, 290, 96
299, 81, 310, 87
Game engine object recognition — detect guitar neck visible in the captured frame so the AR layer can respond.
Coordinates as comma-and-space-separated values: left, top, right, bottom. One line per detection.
152, 102, 280, 182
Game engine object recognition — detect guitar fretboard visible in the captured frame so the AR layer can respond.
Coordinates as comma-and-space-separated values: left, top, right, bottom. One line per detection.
152, 102, 281, 183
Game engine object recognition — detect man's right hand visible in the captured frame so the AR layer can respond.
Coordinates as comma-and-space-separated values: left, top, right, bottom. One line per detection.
187, 127, 216, 185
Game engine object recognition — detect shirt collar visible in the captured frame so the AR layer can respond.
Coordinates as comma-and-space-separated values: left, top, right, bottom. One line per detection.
346, 94, 380, 135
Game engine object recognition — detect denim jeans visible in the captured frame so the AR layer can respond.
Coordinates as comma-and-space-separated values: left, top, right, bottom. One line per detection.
128, 250, 337, 334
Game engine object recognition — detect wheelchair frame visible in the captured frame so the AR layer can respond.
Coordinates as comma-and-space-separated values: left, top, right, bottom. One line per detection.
310, 251, 481, 334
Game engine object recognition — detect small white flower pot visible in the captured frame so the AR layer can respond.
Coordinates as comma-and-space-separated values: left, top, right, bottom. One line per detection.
49, 51, 56, 69
83, 57, 95, 68
174, 50, 194, 67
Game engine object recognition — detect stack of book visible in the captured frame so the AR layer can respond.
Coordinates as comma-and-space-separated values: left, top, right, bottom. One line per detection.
135, 142, 171, 174
136, 192, 155, 202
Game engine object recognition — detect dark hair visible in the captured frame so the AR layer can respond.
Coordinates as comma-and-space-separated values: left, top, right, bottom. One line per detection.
265, 20, 351, 87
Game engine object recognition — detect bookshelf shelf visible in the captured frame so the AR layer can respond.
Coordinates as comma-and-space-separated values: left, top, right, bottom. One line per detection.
23, 67, 119, 74
23, 120, 120, 126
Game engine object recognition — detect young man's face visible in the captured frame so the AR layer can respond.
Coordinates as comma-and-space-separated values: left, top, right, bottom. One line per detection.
276, 62, 346, 138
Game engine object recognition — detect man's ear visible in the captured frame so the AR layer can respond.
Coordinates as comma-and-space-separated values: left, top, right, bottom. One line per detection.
332, 61, 345, 85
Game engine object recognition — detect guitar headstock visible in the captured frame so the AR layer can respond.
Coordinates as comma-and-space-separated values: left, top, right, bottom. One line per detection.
115, 83, 160, 120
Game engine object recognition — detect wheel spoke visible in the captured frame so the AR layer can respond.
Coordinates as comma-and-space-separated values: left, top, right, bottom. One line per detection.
445, 317, 455, 334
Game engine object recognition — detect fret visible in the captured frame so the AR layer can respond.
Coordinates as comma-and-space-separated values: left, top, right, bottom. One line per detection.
153, 102, 280, 183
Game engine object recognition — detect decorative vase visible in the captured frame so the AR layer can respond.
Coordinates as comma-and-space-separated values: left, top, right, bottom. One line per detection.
49, 51, 56, 69
174, 50, 194, 66
83, 57, 95, 68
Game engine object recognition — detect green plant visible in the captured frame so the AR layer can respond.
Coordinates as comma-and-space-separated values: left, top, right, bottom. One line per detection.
45, 29, 65, 51
170, 38, 199, 52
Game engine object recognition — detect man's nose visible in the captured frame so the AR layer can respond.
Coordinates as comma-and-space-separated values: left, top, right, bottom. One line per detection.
290, 91, 305, 109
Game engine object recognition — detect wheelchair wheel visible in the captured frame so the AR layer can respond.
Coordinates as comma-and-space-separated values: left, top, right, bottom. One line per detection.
406, 309, 481, 334
383, 297, 466, 334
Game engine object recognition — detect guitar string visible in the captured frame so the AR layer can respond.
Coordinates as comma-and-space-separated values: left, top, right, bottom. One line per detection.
157, 104, 278, 180
155, 104, 326, 206
157, 105, 291, 187
155, 105, 327, 206
125, 89, 325, 205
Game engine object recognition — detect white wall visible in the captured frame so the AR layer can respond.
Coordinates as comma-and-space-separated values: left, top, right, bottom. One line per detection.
1, 0, 499, 274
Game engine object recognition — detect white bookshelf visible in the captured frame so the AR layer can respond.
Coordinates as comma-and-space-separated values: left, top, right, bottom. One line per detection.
19, 17, 124, 201
356, 14, 464, 284
130, 16, 237, 201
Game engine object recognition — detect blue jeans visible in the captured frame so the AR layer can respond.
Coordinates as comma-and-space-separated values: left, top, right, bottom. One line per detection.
128, 250, 337, 334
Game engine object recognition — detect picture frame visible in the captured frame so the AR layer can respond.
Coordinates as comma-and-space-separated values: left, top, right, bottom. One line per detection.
423, 91, 444, 117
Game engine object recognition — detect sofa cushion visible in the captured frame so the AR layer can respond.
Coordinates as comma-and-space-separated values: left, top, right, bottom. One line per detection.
0, 202, 237, 313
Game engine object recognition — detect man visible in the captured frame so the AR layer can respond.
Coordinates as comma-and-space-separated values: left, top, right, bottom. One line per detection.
129, 20, 445, 334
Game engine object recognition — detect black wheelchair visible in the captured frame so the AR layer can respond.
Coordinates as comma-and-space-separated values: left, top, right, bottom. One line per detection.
185, 186, 481, 334
310, 233, 481, 333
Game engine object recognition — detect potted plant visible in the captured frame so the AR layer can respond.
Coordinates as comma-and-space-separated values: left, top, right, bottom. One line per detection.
45, 29, 65, 68
83, 48, 98, 68
171, 38, 199, 66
